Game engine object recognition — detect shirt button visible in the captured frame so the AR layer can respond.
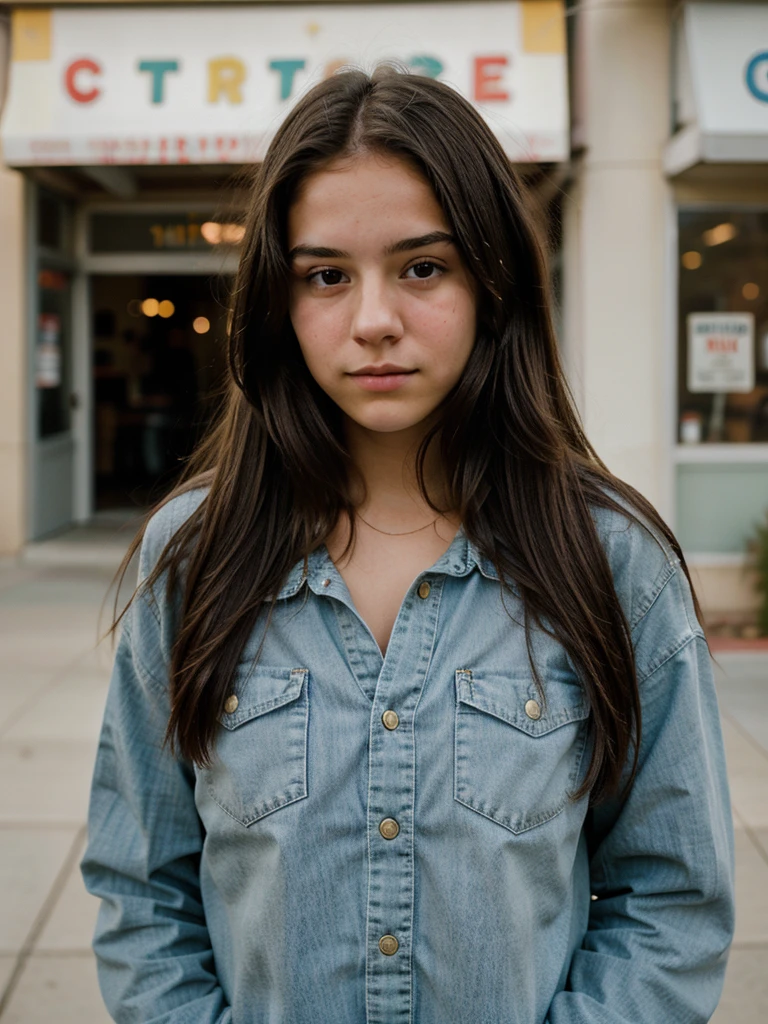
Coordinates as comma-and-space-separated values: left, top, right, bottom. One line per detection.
322, 578, 331, 588
224, 695, 239, 714
379, 934, 399, 956
525, 698, 541, 720
381, 710, 400, 730
379, 818, 400, 840
417, 581, 431, 599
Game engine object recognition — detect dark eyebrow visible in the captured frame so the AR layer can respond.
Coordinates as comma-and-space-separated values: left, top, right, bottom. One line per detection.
385, 231, 455, 255
288, 231, 455, 264
288, 245, 350, 262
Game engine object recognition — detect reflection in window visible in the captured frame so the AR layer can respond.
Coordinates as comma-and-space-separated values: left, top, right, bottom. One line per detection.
678, 209, 768, 443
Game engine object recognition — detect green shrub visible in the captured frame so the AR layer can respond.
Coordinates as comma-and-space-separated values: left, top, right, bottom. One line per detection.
750, 513, 768, 636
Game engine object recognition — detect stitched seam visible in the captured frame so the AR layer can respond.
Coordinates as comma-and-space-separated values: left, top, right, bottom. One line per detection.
629, 559, 677, 632
123, 618, 168, 695
637, 630, 702, 684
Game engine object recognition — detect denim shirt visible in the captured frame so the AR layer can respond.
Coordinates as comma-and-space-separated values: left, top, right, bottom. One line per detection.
81, 489, 734, 1024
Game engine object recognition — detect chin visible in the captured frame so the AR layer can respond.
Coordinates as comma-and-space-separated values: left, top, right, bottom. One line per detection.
347, 405, 437, 435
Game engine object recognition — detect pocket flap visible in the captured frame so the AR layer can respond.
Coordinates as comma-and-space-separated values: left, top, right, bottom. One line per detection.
455, 668, 589, 736
221, 666, 308, 730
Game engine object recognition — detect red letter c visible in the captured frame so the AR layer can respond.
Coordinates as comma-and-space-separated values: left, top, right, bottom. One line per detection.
65, 59, 102, 104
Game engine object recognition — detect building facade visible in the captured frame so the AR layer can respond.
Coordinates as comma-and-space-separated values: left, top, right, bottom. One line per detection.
0, 0, 765, 625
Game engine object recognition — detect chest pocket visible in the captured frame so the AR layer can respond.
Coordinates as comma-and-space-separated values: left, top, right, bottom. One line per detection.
205, 665, 309, 827
454, 668, 590, 834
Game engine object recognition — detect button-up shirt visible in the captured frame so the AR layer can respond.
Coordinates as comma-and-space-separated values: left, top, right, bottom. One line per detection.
81, 489, 734, 1024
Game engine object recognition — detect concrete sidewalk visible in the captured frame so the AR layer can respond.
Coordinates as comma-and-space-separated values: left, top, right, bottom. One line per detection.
0, 527, 766, 1022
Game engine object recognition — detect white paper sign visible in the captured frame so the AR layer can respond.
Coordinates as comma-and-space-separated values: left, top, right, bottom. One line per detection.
687, 312, 755, 393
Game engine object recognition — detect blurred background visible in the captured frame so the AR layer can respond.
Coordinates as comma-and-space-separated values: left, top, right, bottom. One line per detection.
0, 1, 766, 1021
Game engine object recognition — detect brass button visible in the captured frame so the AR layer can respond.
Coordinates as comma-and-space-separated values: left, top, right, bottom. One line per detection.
381, 710, 400, 731
525, 698, 541, 720
379, 934, 399, 956
379, 818, 400, 840
417, 581, 431, 599
322, 578, 331, 588
224, 694, 239, 714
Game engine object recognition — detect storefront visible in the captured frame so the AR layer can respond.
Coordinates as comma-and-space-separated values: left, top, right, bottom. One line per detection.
0, 0, 568, 539
665, 1, 768, 623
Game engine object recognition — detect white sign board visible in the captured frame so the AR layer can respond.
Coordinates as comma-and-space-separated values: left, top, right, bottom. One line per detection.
0, 2, 569, 166
667, 3, 768, 167
687, 312, 755, 393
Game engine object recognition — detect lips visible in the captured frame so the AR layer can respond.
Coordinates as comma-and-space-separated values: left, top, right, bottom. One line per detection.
349, 364, 416, 377
347, 365, 417, 393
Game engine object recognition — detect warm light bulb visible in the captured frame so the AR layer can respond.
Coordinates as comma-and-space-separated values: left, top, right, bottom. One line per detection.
702, 222, 737, 247
681, 251, 702, 270
743, 282, 760, 300
201, 221, 244, 245
193, 316, 210, 334
141, 298, 159, 317
220, 223, 245, 244
200, 222, 222, 244
158, 300, 175, 318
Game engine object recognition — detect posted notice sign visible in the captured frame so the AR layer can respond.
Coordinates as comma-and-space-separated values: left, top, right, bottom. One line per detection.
687, 312, 755, 393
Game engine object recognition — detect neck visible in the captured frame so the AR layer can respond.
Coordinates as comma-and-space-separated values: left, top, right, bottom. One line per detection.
345, 418, 447, 523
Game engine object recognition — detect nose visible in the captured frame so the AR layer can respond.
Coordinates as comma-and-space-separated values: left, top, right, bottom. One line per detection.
350, 272, 403, 347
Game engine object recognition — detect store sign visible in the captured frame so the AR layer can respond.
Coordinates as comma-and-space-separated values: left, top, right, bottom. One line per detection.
0, 2, 568, 166
687, 313, 755, 393
668, 4, 768, 168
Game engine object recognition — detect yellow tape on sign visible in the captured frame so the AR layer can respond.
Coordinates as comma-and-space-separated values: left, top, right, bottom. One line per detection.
522, 1, 566, 55
12, 9, 52, 63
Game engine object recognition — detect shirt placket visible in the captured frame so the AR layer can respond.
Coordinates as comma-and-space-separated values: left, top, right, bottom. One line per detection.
364, 574, 444, 1024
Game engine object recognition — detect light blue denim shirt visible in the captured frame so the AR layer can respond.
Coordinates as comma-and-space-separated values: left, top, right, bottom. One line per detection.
82, 488, 734, 1024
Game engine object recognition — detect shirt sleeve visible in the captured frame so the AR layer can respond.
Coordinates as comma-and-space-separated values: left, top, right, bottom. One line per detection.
546, 565, 735, 1024
80, 501, 231, 1024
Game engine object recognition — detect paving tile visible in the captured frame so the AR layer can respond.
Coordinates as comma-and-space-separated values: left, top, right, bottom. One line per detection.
0, 741, 97, 824
752, 827, 768, 859
3, 671, 110, 743
734, 829, 768, 944
721, 717, 768, 778
35, 839, 99, 953
0, 671, 56, 735
0, 827, 78, 953
1, 954, 111, 1024
710, 946, 768, 1024
0, 954, 18, 996
0, 633, 99, 672
728, 776, 768, 830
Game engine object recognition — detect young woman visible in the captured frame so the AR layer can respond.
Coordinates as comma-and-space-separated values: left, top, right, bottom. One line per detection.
82, 67, 734, 1024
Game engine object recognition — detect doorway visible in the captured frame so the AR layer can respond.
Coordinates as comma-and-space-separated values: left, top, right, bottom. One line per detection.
91, 274, 229, 509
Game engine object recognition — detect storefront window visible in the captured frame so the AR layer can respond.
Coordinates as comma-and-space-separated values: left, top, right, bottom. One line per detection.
677, 209, 768, 444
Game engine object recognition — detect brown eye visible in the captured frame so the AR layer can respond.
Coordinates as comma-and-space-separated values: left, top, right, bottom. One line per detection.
309, 268, 346, 287
405, 261, 443, 280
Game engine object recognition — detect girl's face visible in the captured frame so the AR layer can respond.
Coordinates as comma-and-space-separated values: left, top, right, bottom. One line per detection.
287, 151, 477, 437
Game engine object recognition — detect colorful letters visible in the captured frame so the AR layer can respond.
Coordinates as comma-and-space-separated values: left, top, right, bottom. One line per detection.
138, 60, 180, 104
208, 57, 246, 105
474, 56, 510, 102
62, 54, 510, 106
64, 58, 101, 104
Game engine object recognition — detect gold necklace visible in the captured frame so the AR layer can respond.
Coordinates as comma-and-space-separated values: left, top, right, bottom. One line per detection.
356, 512, 440, 537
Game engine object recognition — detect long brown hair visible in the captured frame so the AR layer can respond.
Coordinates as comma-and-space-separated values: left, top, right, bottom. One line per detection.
117, 66, 700, 804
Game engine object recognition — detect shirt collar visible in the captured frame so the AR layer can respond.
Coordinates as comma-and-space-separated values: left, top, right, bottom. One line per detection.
273, 526, 500, 601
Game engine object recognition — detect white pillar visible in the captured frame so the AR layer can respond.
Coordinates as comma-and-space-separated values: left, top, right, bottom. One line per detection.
0, 163, 27, 554
563, 0, 672, 514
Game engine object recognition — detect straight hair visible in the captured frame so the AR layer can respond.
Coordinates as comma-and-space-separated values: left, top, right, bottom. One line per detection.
115, 66, 703, 805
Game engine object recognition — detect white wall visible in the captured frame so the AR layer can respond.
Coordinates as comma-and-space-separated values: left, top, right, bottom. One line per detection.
563, 0, 672, 516
0, 163, 27, 554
